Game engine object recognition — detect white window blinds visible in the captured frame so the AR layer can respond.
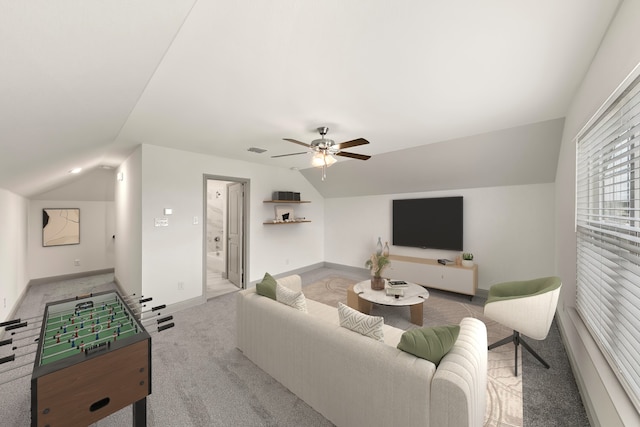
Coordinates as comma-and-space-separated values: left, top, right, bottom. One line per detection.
576, 72, 640, 412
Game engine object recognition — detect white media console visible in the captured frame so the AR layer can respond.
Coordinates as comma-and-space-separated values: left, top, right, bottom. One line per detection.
387, 254, 478, 298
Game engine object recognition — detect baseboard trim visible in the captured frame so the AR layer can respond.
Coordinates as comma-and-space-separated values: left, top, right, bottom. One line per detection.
28, 269, 115, 287
323, 262, 369, 277
557, 307, 640, 427
249, 263, 326, 287
153, 295, 204, 317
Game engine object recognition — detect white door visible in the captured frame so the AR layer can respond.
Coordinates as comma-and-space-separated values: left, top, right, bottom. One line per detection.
227, 182, 243, 287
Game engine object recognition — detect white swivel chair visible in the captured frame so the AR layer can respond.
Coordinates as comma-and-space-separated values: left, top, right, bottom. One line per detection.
483, 276, 562, 376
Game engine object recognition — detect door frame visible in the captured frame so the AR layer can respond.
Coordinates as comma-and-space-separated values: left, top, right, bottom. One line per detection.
202, 174, 250, 295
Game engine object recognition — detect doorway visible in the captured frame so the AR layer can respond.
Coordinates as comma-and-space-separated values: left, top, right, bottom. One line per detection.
204, 176, 248, 299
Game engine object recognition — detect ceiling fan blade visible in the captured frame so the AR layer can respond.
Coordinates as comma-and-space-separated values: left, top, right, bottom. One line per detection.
283, 138, 311, 148
336, 138, 369, 150
336, 151, 371, 161
271, 152, 308, 158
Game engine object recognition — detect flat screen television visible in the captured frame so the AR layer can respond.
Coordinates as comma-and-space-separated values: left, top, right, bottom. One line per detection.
392, 196, 463, 251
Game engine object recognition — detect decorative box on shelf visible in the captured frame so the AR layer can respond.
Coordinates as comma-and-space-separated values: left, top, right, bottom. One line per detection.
264, 192, 311, 224
272, 191, 301, 201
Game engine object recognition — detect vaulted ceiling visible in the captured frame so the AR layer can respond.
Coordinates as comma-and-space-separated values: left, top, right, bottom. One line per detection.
0, 1, 621, 198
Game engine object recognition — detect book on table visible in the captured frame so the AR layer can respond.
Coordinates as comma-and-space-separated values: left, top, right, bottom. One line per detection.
387, 280, 409, 288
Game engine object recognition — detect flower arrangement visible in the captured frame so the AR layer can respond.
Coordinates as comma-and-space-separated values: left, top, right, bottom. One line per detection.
365, 253, 391, 278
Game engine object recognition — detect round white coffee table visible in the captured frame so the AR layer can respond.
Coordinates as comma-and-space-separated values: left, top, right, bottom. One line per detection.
352, 280, 429, 326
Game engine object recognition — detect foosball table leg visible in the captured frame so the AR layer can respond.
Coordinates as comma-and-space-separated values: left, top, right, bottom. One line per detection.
132, 397, 147, 427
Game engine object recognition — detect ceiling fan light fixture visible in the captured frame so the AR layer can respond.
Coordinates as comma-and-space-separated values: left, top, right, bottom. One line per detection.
324, 153, 337, 167
311, 152, 337, 167
311, 152, 325, 167
280, 126, 370, 181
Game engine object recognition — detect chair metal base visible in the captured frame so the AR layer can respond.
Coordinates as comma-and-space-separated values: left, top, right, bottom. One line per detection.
488, 330, 549, 376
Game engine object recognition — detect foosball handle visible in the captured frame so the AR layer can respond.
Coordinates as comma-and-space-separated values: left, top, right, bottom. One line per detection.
158, 322, 174, 332
0, 319, 21, 327
6, 321, 27, 331
0, 354, 15, 365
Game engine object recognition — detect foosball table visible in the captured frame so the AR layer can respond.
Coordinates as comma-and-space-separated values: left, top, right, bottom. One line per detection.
31, 291, 151, 427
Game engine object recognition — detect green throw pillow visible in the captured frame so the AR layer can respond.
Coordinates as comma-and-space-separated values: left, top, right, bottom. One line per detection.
397, 325, 460, 366
256, 272, 277, 300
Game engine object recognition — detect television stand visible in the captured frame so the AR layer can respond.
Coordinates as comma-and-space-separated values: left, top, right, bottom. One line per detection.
387, 255, 477, 299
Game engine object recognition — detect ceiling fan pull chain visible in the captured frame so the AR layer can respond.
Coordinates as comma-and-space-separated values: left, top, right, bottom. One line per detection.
322, 154, 328, 180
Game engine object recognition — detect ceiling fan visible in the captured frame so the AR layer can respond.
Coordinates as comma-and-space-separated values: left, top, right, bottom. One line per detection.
272, 127, 371, 180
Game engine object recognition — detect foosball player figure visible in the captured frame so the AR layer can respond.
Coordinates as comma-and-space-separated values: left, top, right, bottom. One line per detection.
75, 326, 79, 338
79, 341, 84, 351
63, 323, 67, 333
56, 333, 61, 343
113, 331, 117, 342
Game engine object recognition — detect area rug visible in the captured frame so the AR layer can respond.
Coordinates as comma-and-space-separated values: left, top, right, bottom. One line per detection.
304, 276, 523, 427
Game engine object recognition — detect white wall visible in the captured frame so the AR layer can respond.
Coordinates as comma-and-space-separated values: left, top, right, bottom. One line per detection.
28, 200, 115, 279
555, 1, 640, 425
115, 147, 143, 298
117, 144, 324, 307
0, 188, 28, 323
325, 183, 555, 291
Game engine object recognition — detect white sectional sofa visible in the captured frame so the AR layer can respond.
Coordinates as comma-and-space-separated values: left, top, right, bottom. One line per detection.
236, 275, 488, 427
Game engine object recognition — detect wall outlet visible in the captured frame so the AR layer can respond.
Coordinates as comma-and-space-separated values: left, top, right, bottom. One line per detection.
74, 259, 80, 266
178, 282, 184, 290
3, 298, 6, 308
193, 216, 199, 225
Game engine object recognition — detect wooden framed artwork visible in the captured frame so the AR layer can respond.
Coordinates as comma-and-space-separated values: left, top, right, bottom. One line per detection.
43, 208, 80, 247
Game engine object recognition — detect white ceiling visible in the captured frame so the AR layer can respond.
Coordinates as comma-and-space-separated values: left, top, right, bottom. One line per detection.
0, 1, 621, 198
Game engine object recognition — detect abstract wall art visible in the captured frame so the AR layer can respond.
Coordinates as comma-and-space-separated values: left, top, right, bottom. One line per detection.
43, 208, 80, 247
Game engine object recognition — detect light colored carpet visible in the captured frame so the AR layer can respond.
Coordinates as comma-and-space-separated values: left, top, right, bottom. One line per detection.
303, 276, 523, 427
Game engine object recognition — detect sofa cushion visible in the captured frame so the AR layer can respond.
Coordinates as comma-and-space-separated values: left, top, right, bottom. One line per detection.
397, 325, 460, 366
337, 302, 384, 342
276, 283, 308, 312
256, 272, 277, 300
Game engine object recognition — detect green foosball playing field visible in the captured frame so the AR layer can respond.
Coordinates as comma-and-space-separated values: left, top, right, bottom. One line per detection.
40, 296, 139, 366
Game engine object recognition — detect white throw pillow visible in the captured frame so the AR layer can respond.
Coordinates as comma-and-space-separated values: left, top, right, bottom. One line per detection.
337, 302, 384, 342
276, 283, 308, 312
